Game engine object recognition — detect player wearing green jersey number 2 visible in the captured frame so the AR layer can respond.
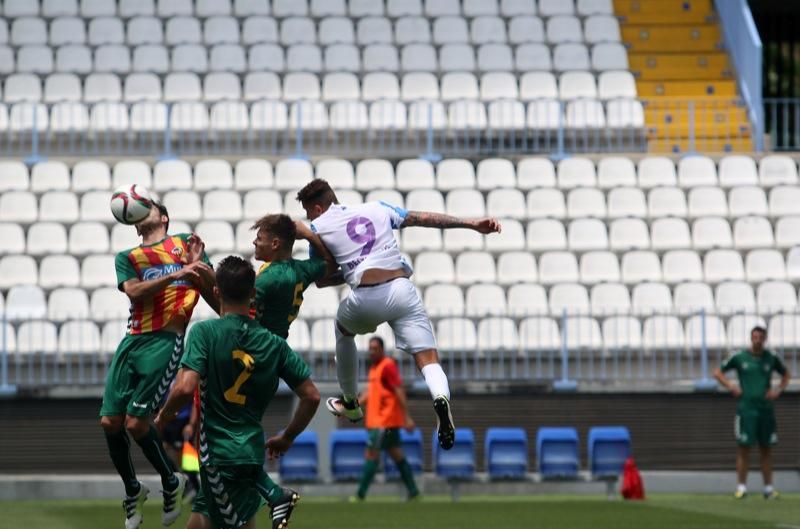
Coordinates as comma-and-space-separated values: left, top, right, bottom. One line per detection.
251, 214, 340, 338
713, 326, 791, 500
156, 256, 321, 529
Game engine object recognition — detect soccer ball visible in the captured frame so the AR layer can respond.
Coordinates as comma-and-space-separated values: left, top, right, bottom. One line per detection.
110, 184, 153, 225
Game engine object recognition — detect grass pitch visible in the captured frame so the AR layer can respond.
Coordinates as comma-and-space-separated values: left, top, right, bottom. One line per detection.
0, 494, 797, 529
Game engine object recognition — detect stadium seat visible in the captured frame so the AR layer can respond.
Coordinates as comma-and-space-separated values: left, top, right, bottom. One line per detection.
0, 161, 29, 192
27, 222, 68, 256
602, 316, 642, 348
715, 281, 756, 315
384, 428, 424, 479
662, 250, 703, 284
466, 284, 507, 317
279, 430, 318, 482
775, 216, 800, 248
6, 284, 47, 320
638, 157, 677, 188
729, 186, 768, 217
48, 287, 90, 322
17, 321, 58, 355
767, 314, 800, 348
477, 317, 519, 353
728, 315, 767, 348
330, 429, 368, 481
786, 247, 800, 282
587, 426, 630, 478
537, 427, 579, 479
538, 251, 578, 284
569, 218, 608, 251
643, 315, 684, 350
519, 316, 561, 349
734, 216, 774, 249
621, 251, 661, 284
527, 220, 567, 252
746, 249, 786, 282
527, 189, 565, 219
757, 281, 797, 314
424, 284, 464, 318
685, 314, 727, 348
485, 428, 528, 480
90, 287, 129, 321
719, 155, 758, 187
507, 283, 548, 317
0, 223, 25, 255
487, 190, 526, 220
674, 282, 714, 314
591, 283, 631, 315
437, 318, 477, 352
68, 222, 109, 256
631, 282, 672, 315
81, 254, 118, 289
759, 155, 798, 186
580, 251, 620, 284
434, 428, 475, 480
678, 156, 717, 188
497, 252, 537, 285
549, 283, 589, 315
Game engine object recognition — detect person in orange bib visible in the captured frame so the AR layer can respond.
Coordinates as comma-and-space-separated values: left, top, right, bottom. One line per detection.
354, 336, 419, 501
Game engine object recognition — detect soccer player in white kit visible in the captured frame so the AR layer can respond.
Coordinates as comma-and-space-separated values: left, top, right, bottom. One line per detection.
296, 179, 502, 450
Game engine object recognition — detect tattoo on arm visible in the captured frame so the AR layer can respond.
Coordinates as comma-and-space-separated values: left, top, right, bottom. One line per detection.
402, 211, 473, 229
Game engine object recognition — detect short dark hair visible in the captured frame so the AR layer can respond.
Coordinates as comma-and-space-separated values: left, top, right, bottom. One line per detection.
296, 179, 338, 207
215, 256, 255, 304
369, 336, 385, 350
751, 326, 767, 337
155, 202, 169, 232
251, 213, 296, 247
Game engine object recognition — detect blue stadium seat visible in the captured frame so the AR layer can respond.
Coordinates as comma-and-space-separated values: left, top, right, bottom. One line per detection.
485, 427, 528, 480
536, 427, 579, 479
330, 429, 368, 481
383, 428, 423, 479
278, 430, 318, 481
434, 428, 475, 480
588, 426, 631, 478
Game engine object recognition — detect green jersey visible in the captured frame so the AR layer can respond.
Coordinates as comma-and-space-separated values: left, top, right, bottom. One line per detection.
720, 349, 787, 408
181, 314, 311, 466
254, 258, 327, 338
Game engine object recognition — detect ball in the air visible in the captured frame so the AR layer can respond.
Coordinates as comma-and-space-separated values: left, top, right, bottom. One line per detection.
110, 184, 153, 225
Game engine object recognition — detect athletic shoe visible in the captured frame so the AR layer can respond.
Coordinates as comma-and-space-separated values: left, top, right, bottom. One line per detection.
270, 487, 300, 529
123, 482, 149, 529
764, 489, 780, 500
734, 489, 747, 499
161, 473, 187, 526
433, 395, 455, 450
347, 495, 364, 503
325, 396, 363, 422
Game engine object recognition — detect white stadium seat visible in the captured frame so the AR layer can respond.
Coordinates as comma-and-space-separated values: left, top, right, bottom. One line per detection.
621, 251, 661, 284
759, 155, 797, 186
509, 285, 549, 317
580, 251, 620, 284
538, 251, 578, 284
425, 284, 464, 317
704, 250, 745, 284
716, 281, 756, 315
662, 250, 703, 284
591, 283, 630, 315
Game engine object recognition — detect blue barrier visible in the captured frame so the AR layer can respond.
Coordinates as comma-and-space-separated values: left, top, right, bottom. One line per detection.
383, 428, 424, 479
278, 430, 318, 482
588, 426, 631, 479
715, 0, 763, 151
330, 429, 368, 481
537, 427, 580, 479
485, 427, 528, 480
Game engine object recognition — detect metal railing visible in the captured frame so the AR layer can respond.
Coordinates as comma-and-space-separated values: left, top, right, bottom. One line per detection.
715, 0, 764, 151
0, 97, 763, 161
1, 309, 797, 393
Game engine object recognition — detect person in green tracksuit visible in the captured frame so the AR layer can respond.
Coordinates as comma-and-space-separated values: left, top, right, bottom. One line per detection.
713, 325, 790, 500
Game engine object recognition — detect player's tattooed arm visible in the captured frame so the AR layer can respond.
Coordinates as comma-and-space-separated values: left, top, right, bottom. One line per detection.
403, 211, 503, 234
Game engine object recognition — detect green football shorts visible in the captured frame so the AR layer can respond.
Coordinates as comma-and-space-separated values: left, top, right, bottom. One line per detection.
99, 331, 184, 417
366, 428, 402, 451
193, 465, 268, 529
735, 406, 778, 447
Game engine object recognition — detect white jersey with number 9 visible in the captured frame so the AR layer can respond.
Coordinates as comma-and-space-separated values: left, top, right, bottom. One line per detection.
311, 201, 413, 288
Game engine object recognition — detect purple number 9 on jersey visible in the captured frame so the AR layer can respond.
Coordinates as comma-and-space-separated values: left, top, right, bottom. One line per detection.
346, 216, 376, 256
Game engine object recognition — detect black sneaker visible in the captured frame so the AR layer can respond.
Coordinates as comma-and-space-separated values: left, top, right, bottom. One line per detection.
433, 396, 455, 450
270, 487, 300, 529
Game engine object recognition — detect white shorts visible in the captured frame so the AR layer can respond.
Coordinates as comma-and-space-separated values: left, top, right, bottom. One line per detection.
337, 277, 436, 354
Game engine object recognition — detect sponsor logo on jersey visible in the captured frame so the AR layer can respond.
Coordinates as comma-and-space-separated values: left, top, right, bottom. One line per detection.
142, 263, 190, 286
171, 246, 183, 258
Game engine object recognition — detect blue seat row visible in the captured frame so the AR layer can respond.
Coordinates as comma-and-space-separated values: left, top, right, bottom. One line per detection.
278, 426, 631, 482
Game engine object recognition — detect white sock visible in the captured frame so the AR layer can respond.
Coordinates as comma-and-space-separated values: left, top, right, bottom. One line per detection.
334, 323, 359, 402
737, 484, 747, 494
420, 363, 450, 401
764, 484, 773, 494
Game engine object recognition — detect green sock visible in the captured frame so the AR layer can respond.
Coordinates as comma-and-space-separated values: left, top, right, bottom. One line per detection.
356, 459, 379, 499
104, 429, 140, 497
134, 426, 178, 490
397, 459, 419, 497
256, 471, 283, 505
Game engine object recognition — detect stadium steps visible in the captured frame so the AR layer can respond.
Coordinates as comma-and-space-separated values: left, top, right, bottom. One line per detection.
614, 0, 716, 25
616, 0, 751, 152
